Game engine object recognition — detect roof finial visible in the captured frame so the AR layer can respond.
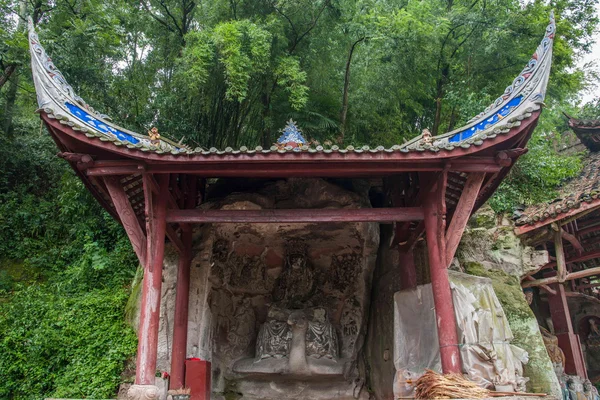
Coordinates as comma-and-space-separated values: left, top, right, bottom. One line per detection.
277, 119, 307, 148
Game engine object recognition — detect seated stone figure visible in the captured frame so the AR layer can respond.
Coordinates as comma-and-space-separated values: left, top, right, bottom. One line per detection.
306, 308, 338, 360
541, 326, 566, 367
234, 241, 345, 377
251, 307, 339, 367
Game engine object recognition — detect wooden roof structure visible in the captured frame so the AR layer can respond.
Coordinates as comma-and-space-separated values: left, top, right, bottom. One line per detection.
519, 116, 600, 303
29, 13, 555, 238
28, 12, 557, 394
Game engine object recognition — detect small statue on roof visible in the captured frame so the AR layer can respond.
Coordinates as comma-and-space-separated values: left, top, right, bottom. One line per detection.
148, 127, 161, 144
277, 119, 307, 148
421, 128, 433, 145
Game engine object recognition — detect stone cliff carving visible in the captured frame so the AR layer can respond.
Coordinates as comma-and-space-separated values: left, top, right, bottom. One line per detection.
541, 326, 566, 367
273, 241, 316, 308
587, 318, 600, 348
233, 241, 344, 377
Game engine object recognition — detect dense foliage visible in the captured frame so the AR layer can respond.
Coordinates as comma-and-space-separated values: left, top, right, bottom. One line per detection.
0, 134, 138, 398
0, 0, 599, 397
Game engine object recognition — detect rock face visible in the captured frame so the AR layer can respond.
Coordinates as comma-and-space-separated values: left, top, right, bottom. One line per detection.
144, 178, 379, 400
455, 207, 562, 399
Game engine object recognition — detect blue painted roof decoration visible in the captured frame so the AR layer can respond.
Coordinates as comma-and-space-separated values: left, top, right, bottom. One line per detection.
27, 17, 186, 153
277, 119, 307, 145
449, 96, 523, 143
444, 11, 555, 145
65, 102, 141, 145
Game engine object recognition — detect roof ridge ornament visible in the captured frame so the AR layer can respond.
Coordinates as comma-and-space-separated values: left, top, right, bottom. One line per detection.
277, 119, 307, 148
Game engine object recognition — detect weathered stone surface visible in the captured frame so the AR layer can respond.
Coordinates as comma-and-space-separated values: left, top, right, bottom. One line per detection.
127, 384, 160, 400
569, 297, 600, 379
457, 215, 562, 398
364, 224, 405, 400
457, 225, 547, 277
132, 178, 379, 399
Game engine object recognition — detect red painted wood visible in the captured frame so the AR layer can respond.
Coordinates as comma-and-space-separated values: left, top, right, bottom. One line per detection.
548, 284, 588, 378
554, 229, 568, 283
104, 176, 147, 265
185, 359, 211, 400
85, 161, 503, 178
42, 111, 540, 167
445, 172, 485, 266
422, 172, 462, 374
561, 229, 584, 254
170, 176, 197, 390
522, 250, 600, 288
515, 199, 600, 235
398, 250, 417, 290
135, 174, 170, 385
166, 207, 424, 224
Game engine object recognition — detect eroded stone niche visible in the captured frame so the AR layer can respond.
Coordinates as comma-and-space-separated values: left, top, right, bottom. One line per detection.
191, 179, 379, 400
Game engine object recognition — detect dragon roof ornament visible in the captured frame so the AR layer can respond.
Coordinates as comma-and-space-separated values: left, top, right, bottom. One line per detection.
28, 13, 554, 156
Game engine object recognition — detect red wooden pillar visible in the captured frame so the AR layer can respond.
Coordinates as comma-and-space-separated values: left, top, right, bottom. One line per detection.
421, 172, 462, 374
548, 282, 587, 378
135, 174, 170, 385
399, 250, 417, 290
170, 177, 198, 389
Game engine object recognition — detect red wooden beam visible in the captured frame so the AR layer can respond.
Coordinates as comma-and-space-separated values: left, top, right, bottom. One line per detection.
553, 226, 568, 283
421, 171, 462, 374
84, 159, 504, 178
136, 174, 170, 386
547, 284, 588, 378
170, 175, 197, 390
524, 275, 557, 295
103, 176, 147, 265
561, 228, 584, 254
166, 226, 185, 255
445, 172, 485, 266
534, 249, 600, 272
515, 199, 600, 235
166, 207, 424, 224
578, 223, 600, 237
523, 264, 600, 288
565, 291, 600, 305
576, 282, 600, 290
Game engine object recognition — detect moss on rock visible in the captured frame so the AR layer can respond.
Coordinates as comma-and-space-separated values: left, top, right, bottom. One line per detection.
464, 262, 562, 397
125, 266, 143, 329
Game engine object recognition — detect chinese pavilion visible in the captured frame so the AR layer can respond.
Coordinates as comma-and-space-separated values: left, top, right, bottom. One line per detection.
28, 12, 556, 400
517, 114, 600, 385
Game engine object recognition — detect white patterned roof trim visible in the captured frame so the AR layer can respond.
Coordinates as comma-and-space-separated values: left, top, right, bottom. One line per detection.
403, 11, 554, 150
28, 18, 186, 153
29, 13, 552, 156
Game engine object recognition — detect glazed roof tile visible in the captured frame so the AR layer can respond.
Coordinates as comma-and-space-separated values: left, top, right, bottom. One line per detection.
516, 151, 600, 227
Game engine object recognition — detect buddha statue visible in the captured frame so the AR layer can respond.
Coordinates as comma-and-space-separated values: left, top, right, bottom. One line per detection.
234, 241, 343, 377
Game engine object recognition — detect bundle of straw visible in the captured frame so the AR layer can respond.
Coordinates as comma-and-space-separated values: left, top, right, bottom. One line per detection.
414, 369, 490, 399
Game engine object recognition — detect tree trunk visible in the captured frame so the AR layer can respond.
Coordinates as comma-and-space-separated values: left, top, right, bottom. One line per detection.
2, 0, 27, 138
340, 37, 365, 140
432, 64, 449, 136
261, 80, 271, 147
0, 65, 16, 90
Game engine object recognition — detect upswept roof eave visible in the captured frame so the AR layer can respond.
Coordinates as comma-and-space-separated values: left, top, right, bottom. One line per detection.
28, 12, 555, 160
41, 109, 540, 167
